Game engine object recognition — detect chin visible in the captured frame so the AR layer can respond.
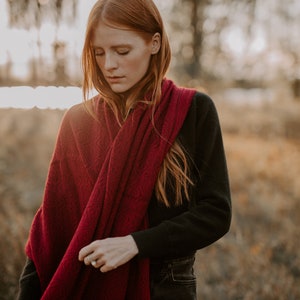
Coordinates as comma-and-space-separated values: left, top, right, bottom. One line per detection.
111, 85, 132, 94
112, 88, 129, 94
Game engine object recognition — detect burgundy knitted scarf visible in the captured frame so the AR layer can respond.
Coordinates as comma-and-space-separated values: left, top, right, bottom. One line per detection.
26, 79, 196, 299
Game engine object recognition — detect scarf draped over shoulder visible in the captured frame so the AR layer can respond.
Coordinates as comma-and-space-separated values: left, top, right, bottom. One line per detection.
26, 79, 196, 299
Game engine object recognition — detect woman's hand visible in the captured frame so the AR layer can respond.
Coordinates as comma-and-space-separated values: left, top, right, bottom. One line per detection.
78, 235, 139, 272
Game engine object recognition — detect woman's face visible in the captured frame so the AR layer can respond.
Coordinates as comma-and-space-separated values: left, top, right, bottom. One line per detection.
92, 21, 158, 94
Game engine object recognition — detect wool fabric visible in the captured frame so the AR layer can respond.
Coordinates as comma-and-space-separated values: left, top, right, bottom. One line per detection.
26, 79, 196, 299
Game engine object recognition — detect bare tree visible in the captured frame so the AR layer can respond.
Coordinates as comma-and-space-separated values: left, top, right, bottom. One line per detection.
6, 0, 77, 85
166, 0, 209, 83
184, 0, 207, 78
7, 0, 77, 29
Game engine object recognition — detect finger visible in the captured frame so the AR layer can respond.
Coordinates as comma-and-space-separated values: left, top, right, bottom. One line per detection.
92, 256, 105, 270
84, 256, 89, 265
78, 240, 102, 261
99, 262, 118, 273
84, 255, 93, 265
78, 245, 94, 261
100, 265, 109, 273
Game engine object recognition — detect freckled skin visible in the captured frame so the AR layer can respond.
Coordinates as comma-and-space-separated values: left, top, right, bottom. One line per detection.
92, 21, 154, 94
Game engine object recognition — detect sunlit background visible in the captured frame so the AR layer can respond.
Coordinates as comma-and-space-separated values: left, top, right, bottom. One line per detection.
1, 1, 300, 299
0, 0, 96, 108
1, 0, 300, 108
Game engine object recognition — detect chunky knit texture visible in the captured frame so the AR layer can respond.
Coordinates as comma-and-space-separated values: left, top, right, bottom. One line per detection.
25, 79, 196, 300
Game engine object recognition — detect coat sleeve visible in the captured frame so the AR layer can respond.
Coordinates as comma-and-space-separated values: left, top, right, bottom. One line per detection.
17, 258, 41, 300
131, 92, 232, 258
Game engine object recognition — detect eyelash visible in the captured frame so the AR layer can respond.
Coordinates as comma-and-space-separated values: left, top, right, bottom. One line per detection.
94, 50, 103, 56
94, 50, 129, 56
118, 50, 129, 55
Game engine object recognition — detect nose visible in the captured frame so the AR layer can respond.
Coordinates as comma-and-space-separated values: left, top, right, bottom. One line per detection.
104, 53, 118, 71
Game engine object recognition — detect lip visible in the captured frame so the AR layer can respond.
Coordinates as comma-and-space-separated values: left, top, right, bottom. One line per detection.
106, 76, 124, 83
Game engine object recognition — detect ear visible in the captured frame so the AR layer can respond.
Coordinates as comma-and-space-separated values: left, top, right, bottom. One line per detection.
151, 32, 161, 54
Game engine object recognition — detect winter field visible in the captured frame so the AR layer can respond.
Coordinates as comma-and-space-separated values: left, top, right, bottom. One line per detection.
0, 90, 300, 299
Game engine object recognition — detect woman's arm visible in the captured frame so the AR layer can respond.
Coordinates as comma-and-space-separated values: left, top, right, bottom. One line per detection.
131, 92, 231, 258
17, 257, 41, 300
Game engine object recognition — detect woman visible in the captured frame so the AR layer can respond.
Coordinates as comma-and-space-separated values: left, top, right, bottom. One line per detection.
18, 0, 231, 299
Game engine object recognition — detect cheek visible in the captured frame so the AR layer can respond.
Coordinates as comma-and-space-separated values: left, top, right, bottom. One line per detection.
128, 54, 151, 74
95, 57, 104, 70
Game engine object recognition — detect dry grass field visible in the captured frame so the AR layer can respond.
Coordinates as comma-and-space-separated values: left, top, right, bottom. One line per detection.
0, 97, 299, 299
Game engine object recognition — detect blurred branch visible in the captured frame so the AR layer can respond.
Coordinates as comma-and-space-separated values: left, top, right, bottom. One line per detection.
7, 0, 77, 29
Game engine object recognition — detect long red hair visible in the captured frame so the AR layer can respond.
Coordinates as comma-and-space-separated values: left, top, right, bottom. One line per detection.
82, 0, 171, 117
81, 0, 192, 206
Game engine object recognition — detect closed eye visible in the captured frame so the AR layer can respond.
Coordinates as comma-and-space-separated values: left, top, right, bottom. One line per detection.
94, 49, 104, 56
93, 46, 131, 56
117, 49, 130, 55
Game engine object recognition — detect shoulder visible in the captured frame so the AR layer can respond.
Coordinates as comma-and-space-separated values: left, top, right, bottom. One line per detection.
185, 91, 218, 124
64, 102, 88, 122
57, 97, 103, 142
190, 91, 215, 111
62, 96, 102, 126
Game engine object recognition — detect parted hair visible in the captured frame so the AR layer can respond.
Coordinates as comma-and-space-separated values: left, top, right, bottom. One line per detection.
82, 0, 193, 206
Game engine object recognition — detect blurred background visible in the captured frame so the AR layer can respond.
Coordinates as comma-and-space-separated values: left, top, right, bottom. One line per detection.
0, 0, 299, 299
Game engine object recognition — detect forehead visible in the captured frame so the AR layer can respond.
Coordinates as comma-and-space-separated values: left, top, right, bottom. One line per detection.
92, 21, 148, 47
